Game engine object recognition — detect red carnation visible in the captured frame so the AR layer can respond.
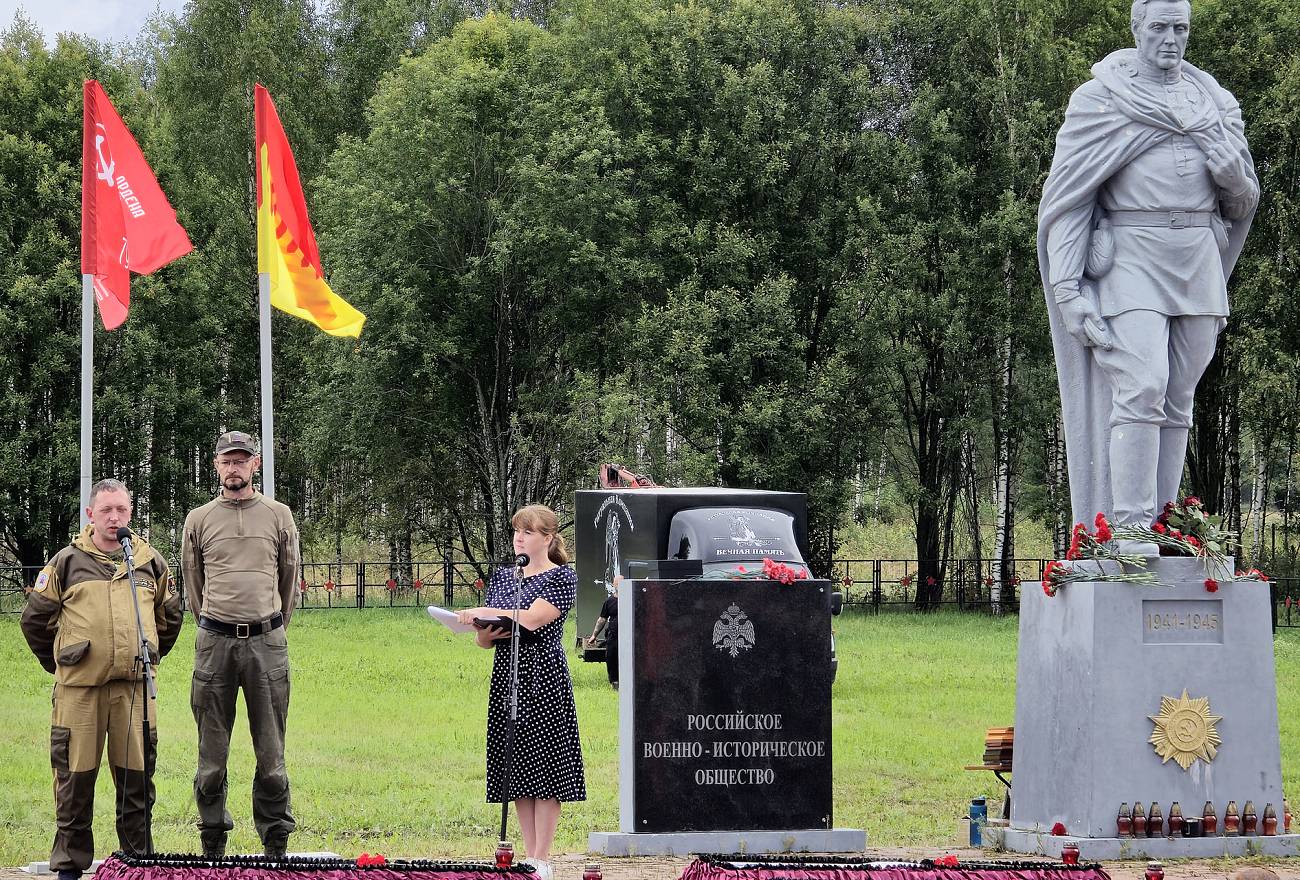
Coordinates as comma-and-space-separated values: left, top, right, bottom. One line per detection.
1184, 496, 1201, 507
935, 855, 960, 868
1187, 535, 1202, 550
926, 575, 936, 586
1066, 532, 1083, 561
1042, 560, 1066, 597
1250, 568, 1269, 582
900, 575, 912, 587
1153, 523, 1167, 534
1205, 578, 1219, 593
1093, 512, 1113, 542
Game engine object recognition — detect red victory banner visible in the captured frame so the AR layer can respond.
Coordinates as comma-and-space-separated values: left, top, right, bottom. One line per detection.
81, 80, 192, 329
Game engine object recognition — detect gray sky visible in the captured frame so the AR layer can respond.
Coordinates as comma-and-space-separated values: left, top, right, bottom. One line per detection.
0, 0, 188, 45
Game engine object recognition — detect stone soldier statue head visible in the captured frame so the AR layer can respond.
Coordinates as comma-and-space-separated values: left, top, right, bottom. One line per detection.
1131, 0, 1192, 73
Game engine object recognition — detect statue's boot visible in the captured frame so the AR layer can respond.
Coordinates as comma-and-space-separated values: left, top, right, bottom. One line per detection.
1156, 426, 1190, 516
1111, 421, 1161, 556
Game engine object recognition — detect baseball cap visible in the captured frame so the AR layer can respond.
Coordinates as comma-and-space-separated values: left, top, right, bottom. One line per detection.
215, 431, 260, 456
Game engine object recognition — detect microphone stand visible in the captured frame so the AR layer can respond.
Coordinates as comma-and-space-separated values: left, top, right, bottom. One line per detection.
498, 556, 527, 846
120, 532, 156, 856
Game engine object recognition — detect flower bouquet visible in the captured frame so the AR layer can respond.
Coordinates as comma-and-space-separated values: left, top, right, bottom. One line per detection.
701, 557, 810, 585
1043, 513, 1157, 597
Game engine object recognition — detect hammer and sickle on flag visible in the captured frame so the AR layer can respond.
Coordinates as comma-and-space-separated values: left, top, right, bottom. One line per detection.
81, 80, 192, 330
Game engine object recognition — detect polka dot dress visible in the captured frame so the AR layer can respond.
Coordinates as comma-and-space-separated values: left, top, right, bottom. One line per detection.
484, 565, 586, 803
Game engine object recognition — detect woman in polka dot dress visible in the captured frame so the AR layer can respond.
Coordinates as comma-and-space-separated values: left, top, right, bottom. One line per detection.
457, 504, 585, 879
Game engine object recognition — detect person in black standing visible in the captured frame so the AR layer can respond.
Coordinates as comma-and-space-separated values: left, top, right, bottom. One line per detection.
585, 575, 619, 689
457, 504, 585, 880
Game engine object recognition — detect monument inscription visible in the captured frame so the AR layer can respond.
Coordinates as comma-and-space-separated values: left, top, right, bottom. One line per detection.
1141, 599, 1223, 644
630, 579, 832, 833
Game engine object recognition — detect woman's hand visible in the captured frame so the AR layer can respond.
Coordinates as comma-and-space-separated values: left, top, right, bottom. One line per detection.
457, 607, 488, 626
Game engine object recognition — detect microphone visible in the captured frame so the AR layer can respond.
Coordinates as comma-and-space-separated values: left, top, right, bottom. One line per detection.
115, 525, 135, 563
514, 553, 530, 569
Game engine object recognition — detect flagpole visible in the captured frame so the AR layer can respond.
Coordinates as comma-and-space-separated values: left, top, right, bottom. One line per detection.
258, 271, 276, 500
79, 274, 94, 527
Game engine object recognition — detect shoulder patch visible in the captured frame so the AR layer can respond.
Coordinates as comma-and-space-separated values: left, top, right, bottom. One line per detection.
34, 568, 52, 593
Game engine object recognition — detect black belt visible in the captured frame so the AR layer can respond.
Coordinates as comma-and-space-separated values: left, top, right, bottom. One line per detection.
198, 613, 284, 638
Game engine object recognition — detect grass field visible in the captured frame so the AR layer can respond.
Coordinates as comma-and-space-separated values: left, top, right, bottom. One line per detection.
1, 610, 1297, 865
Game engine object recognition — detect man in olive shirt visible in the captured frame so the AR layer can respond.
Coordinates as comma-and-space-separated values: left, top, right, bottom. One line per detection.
183, 431, 300, 859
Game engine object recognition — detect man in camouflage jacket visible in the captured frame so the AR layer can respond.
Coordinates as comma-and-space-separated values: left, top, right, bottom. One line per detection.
21, 479, 183, 880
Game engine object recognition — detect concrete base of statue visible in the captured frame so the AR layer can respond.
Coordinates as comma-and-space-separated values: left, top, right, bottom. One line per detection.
1003, 557, 1290, 854
588, 829, 866, 857
987, 827, 1300, 859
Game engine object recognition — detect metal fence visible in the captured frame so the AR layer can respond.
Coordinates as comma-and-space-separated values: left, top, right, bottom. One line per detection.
3, 558, 1299, 627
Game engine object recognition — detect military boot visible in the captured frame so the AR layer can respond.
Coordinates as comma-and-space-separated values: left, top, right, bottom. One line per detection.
1111, 421, 1161, 555
1156, 426, 1190, 513
201, 831, 226, 861
264, 838, 288, 861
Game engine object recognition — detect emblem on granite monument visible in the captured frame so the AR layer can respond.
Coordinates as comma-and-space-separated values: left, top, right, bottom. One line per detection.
1148, 688, 1222, 770
712, 603, 756, 658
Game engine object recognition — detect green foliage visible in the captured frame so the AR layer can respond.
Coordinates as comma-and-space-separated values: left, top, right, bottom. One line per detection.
3, 0, 1300, 575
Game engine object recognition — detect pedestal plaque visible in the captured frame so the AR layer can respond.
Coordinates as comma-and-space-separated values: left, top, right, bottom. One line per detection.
1003, 557, 1292, 858
588, 578, 865, 855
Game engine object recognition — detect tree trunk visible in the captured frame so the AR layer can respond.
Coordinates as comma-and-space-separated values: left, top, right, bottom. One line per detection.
1250, 435, 1269, 565
991, 330, 1015, 614
1046, 412, 1069, 558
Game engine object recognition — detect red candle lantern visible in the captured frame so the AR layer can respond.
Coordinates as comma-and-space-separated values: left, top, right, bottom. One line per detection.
495, 840, 514, 869
1061, 844, 1080, 866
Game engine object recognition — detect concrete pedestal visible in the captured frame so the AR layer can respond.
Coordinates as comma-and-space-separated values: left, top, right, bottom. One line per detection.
588, 828, 867, 857
1005, 557, 1287, 852
988, 827, 1300, 860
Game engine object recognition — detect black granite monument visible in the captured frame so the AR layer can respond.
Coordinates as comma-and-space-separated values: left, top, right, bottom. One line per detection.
625, 578, 833, 832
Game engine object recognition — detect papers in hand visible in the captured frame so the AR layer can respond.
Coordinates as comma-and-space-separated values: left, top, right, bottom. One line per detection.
426, 605, 475, 633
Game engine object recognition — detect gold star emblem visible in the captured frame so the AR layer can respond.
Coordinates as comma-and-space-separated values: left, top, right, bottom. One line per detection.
1148, 689, 1222, 771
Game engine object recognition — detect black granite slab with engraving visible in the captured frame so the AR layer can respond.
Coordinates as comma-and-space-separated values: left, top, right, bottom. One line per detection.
631, 578, 833, 832
573, 489, 808, 649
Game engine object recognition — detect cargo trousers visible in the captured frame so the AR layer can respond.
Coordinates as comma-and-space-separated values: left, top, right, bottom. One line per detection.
191, 625, 295, 849
50, 680, 157, 872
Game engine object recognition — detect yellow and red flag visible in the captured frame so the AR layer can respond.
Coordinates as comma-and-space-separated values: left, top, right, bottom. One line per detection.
81, 80, 192, 329
255, 84, 365, 337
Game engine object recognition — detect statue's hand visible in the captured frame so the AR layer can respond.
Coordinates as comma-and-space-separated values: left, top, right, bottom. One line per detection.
1205, 143, 1249, 195
1059, 295, 1113, 350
